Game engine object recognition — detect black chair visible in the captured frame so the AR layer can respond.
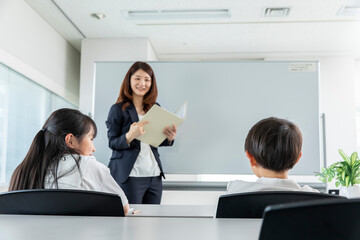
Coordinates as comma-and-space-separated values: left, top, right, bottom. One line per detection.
259, 199, 360, 240
215, 191, 346, 218
0, 189, 124, 216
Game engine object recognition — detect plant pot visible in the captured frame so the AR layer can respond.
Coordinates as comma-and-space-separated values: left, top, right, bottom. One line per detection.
339, 186, 360, 199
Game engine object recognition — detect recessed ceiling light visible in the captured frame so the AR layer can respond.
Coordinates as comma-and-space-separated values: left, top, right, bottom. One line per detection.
122, 9, 230, 20
264, 8, 290, 17
91, 13, 106, 20
338, 6, 360, 16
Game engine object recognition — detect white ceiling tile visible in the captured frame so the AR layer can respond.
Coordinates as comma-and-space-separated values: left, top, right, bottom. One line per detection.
25, 0, 360, 58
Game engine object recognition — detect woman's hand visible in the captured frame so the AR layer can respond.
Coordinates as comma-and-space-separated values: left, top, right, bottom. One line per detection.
163, 124, 177, 142
126, 121, 149, 144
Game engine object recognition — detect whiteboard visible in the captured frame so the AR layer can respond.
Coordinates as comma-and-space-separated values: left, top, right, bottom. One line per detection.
94, 61, 320, 175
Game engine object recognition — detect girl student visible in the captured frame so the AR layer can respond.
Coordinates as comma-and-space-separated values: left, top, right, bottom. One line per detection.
9, 108, 129, 215
106, 61, 177, 204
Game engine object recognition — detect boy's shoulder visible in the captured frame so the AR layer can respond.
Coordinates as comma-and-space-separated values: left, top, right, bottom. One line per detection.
226, 180, 263, 194
227, 178, 319, 194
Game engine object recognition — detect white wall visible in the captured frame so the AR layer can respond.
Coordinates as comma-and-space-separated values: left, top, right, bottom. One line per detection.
354, 59, 360, 148
320, 57, 357, 163
0, 0, 80, 105
79, 38, 158, 117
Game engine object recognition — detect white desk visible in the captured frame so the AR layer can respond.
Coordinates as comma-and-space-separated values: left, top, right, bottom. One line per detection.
0, 215, 262, 240
129, 204, 216, 218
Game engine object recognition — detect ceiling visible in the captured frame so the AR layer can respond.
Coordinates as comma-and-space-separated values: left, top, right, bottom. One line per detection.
25, 0, 360, 60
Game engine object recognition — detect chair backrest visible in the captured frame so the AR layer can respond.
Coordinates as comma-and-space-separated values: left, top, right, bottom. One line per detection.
0, 189, 124, 216
259, 199, 360, 240
215, 191, 346, 218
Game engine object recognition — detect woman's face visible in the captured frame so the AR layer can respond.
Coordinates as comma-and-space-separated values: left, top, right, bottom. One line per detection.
130, 69, 152, 98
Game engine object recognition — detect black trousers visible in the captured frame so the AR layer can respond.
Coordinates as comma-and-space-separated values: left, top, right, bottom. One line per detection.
120, 176, 162, 204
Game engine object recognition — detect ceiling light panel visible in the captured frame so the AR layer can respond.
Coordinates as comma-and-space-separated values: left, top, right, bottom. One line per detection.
338, 6, 360, 16
123, 9, 230, 20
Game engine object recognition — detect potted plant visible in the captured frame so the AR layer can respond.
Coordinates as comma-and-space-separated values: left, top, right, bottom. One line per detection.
316, 149, 360, 198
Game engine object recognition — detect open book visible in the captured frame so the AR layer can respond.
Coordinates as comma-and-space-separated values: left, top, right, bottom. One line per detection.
136, 102, 187, 147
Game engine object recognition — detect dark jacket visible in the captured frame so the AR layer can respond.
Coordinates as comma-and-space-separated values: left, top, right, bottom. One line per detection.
106, 102, 173, 184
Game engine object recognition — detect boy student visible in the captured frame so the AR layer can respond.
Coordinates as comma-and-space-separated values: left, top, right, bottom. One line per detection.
227, 117, 318, 194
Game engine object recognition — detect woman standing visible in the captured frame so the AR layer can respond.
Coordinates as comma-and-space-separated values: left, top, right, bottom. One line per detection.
106, 61, 176, 204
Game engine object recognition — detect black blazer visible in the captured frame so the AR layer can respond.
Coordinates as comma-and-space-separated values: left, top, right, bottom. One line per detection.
106, 102, 173, 184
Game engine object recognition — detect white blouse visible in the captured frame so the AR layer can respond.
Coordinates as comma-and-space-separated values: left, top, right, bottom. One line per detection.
44, 154, 128, 206
129, 114, 161, 177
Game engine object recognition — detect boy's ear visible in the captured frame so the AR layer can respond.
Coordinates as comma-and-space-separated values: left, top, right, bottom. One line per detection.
246, 151, 257, 167
295, 152, 302, 165
65, 133, 74, 148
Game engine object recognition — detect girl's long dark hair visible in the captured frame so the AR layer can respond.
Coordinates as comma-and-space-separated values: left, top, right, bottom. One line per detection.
116, 61, 158, 112
9, 108, 97, 191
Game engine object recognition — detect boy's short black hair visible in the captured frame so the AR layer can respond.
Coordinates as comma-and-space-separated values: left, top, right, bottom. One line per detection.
244, 117, 302, 172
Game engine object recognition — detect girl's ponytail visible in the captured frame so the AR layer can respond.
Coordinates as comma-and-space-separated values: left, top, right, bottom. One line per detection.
9, 129, 46, 191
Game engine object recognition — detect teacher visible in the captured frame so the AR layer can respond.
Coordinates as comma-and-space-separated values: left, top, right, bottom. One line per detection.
106, 61, 177, 204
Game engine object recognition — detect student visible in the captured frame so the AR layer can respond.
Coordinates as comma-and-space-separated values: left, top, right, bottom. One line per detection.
9, 108, 129, 215
106, 61, 177, 204
227, 117, 318, 193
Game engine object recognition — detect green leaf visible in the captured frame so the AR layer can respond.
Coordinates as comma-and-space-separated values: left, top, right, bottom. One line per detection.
339, 149, 351, 163
351, 152, 358, 167
315, 150, 360, 186
353, 162, 360, 170
346, 176, 350, 187
340, 161, 350, 169
318, 177, 325, 182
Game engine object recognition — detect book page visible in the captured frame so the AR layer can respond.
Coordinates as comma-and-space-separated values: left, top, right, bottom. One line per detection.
175, 101, 187, 119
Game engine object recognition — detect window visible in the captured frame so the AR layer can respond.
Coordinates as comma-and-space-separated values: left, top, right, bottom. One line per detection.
0, 63, 76, 186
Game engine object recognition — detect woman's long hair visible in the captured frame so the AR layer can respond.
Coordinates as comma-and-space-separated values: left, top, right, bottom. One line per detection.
116, 61, 158, 112
8, 108, 97, 191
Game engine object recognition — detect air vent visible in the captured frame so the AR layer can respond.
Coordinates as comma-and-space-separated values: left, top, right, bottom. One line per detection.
264, 8, 290, 17
122, 9, 230, 20
338, 6, 360, 16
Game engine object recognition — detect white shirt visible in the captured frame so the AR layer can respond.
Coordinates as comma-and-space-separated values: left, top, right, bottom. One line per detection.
44, 154, 128, 206
129, 114, 161, 177
227, 177, 319, 194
